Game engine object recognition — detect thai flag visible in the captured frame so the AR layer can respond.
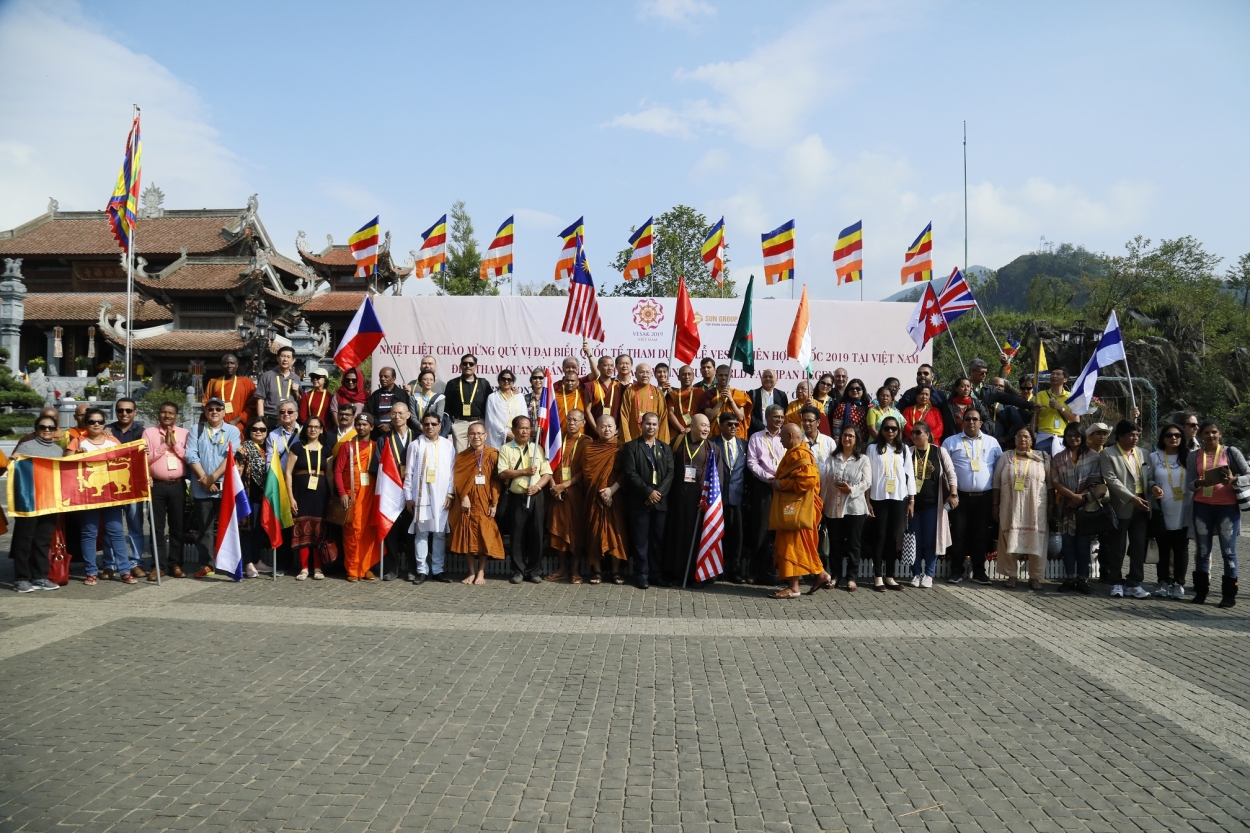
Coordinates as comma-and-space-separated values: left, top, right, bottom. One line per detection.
937, 267, 977, 324
535, 368, 563, 471
214, 443, 251, 582
695, 451, 725, 582
333, 295, 385, 371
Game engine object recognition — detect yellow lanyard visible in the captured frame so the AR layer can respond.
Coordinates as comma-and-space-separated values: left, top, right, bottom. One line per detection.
414, 393, 432, 420
391, 431, 409, 471
207, 427, 225, 446
683, 436, 706, 465
914, 445, 931, 481
558, 388, 582, 414
1012, 452, 1033, 482
460, 379, 480, 410
1201, 445, 1222, 480
1165, 452, 1182, 490
960, 435, 981, 463
1120, 445, 1143, 491
679, 388, 695, 418
561, 435, 580, 466
884, 447, 899, 482
309, 390, 326, 417
219, 377, 236, 405
278, 374, 293, 401
765, 432, 781, 463
303, 444, 322, 475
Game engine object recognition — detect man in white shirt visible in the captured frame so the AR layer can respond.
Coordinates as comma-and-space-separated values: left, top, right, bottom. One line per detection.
404, 411, 456, 584
940, 410, 1003, 584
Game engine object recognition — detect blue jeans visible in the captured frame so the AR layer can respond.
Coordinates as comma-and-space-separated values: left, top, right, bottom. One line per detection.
909, 506, 938, 578
1061, 533, 1092, 578
415, 531, 446, 575
79, 507, 127, 577
1193, 502, 1240, 578
102, 502, 145, 571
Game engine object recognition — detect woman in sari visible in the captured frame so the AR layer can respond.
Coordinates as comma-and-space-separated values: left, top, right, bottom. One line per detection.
333, 412, 378, 581
993, 427, 1050, 589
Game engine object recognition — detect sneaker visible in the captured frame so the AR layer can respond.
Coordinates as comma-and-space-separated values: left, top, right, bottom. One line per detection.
921, 576, 933, 589
1154, 582, 1172, 597
1076, 579, 1092, 595
256, 561, 273, 574
510, 573, 525, 584
15, 580, 36, 593
295, 569, 309, 581
1127, 585, 1150, 599
974, 575, 992, 585
1110, 584, 1124, 598
1170, 584, 1186, 600
947, 575, 964, 585
34, 579, 60, 591
909, 575, 922, 588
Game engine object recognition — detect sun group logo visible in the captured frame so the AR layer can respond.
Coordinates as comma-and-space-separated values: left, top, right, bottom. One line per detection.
631, 298, 665, 331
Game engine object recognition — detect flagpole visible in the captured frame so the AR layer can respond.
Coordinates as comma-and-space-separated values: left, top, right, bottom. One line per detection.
378, 334, 408, 389
974, 304, 1002, 355
147, 496, 161, 586
682, 507, 702, 589
124, 104, 139, 399
963, 120, 968, 275
945, 327, 968, 377
1118, 314, 1138, 417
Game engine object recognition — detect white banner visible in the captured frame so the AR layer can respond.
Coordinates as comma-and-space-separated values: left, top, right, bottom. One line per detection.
370, 296, 931, 393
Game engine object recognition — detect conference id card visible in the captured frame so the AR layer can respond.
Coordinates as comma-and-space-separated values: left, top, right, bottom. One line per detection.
224, 402, 234, 414
884, 477, 896, 494
359, 473, 370, 486
426, 468, 437, 484
1014, 476, 1026, 492
166, 455, 179, 471
652, 470, 657, 485
307, 475, 319, 490
683, 414, 692, 426
1203, 486, 1214, 498
1172, 486, 1184, 502
462, 404, 472, 417
474, 474, 486, 485
971, 460, 982, 472
561, 467, 570, 481
684, 466, 697, 483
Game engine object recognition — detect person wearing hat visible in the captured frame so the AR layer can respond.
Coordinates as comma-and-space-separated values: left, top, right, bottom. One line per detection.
186, 397, 242, 577
300, 367, 333, 425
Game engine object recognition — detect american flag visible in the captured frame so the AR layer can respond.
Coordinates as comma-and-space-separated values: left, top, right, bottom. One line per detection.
535, 368, 563, 471
560, 240, 606, 342
694, 451, 725, 582
936, 267, 977, 324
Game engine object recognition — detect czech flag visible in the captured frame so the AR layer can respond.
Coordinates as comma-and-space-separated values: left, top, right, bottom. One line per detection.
334, 295, 386, 371
349, 216, 381, 278
214, 443, 252, 582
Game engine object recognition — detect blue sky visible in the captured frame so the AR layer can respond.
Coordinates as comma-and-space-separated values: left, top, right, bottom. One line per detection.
2, 0, 1247, 300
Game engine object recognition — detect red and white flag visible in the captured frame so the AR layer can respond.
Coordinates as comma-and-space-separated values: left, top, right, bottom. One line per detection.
535, 368, 563, 471
694, 451, 725, 582
905, 281, 948, 351
372, 437, 405, 542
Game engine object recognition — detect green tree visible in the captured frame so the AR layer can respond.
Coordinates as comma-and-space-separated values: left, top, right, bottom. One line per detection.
1226, 251, 1250, 310
434, 200, 499, 296
606, 205, 736, 298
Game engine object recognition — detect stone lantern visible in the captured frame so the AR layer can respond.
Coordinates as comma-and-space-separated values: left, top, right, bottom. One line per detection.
0, 258, 28, 374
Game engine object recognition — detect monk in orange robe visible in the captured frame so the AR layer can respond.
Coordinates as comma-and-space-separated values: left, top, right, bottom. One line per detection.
666, 365, 703, 441
555, 358, 589, 433
770, 423, 834, 599
619, 363, 669, 443
576, 414, 630, 584
545, 409, 588, 583
702, 364, 753, 441
333, 412, 379, 581
448, 422, 505, 585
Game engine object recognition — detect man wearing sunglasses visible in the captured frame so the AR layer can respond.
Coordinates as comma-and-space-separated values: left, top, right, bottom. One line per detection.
940, 409, 1002, 585
1181, 413, 1201, 452
106, 398, 147, 579
186, 397, 242, 576
444, 354, 493, 452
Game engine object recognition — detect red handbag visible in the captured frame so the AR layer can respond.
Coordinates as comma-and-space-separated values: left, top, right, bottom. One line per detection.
48, 518, 70, 586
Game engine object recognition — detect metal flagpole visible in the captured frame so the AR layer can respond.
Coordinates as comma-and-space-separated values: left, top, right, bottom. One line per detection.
945, 327, 968, 377
682, 507, 702, 589
963, 120, 968, 275
124, 105, 138, 399
147, 496, 161, 586
974, 304, 1002, 354
1120, 328, 1138, 417
378, 334, 408, 389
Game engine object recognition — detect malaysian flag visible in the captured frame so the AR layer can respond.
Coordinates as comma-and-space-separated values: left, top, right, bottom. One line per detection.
535, 368, 563, 471
560, 241, 606, 342
694, 451, 725, 582
936, 267, 977, 324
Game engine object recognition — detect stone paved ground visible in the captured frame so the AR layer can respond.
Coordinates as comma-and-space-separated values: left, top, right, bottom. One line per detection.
2, 542, 1249, 832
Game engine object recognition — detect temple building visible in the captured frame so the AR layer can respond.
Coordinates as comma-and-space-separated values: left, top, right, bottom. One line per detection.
0, 188, 407, 387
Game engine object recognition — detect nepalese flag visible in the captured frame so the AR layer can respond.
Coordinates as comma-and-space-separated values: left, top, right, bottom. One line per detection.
480, 216, 514, 280
560, 242, 606, 342
413, 214, 448, 278
762, 220, 796, 285
105, 112, 142, 254
535, 368, 563, 471
214, 444, 252, 582
554, 217, 584, 281
936, 267, 977, 324
623, 217, 654, 281
905, 281, 947, 351
694, 451, 725, 582
333, 295, 386, 371
833, 220, 863, 285
901, 222, 933, 284
701, 217, 725, 285
348, 216, 381, 278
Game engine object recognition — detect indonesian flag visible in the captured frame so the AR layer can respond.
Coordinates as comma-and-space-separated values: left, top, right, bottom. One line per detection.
787, 284, 812, 373
905, 282, 948, 351
673, 276, 700, 365
373, 436, 406, 542
333, 295, 385, 371
214, 443, 252, 582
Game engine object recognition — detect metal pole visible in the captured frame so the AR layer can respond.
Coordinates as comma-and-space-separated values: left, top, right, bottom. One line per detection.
945, 327, 968, 377
975, 304, 1002, 354
147, 496, 161, 586
681, 507, 703, 589
963, 120, 968, 275
377, 334, 408, 389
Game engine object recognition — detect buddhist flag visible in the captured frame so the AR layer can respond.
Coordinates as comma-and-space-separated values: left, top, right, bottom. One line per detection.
105, 111, 142, 255
348, 216, 380, 278
259, 447, 293, 548
673, 276, 700, 365
833, 220, 863, 285
728, 275, 755, 374
554, 217, 584, 282
901, 222, 933, 284
480, 216, 514, 281
787, 285, 812, 373
762, 220, 795, 285
624, 218, 654, 281
701, 217, 725, 285
214, 444, 251, 582
414, 214, 448, 278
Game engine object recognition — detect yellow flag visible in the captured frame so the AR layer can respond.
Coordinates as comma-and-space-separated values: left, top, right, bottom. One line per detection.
1037, 341, 1048, 377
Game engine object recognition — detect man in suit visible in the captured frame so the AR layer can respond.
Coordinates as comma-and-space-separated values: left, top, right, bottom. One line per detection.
710, 411, 749, 583
1100, 419, 1155, 600
749, 370, 789, 435
621, 412, 674, 589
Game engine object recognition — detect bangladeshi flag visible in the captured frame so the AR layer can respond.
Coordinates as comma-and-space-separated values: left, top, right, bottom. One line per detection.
259, 448, 293, 547
727, 274, 755, 375
8, 440, 151, 517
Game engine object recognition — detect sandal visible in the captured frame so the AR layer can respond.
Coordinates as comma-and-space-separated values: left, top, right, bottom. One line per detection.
312, 570, 325, 580
806, 575, 835, 595
1003, 577, 1017, 589
613, 575, 625, 586
84, 575, 98, 586
543, 572, 570, 582
118, 573, 138, 585
772, 589, 801, 600
1029, 579, 1043, 591
587, 574, 601, 585
844, 579, 857, 592
572, 575, 585, 585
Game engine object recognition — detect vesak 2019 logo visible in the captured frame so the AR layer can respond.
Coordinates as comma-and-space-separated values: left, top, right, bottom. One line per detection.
631, 298, 664, 332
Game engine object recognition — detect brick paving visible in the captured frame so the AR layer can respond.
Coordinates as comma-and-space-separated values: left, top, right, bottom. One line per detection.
2, 543, 1249, 832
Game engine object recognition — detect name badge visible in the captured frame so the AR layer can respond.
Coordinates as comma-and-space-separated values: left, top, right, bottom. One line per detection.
682, 414, 692, 426
971, 459, 982, 472
166, 455, 179, 471
307, 475, 319, 490
474, 474, 486, 485
652, 470, 657, 485
1202, 486, 1214, 498
426, 468, 437, 484
1172, 486, 1184, 502
885, 477, 896, 494
684, 465, 697, 483
224, 402, 234, 414
1014, 476, 1026, 492
462, 404, 472, 417
359, 472, 370, 487
561, 466, 570, 481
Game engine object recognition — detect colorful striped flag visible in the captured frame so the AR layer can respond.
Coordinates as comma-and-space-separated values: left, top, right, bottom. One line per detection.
936, 267, 977, 323
8, 440, 151, 517
761, 220, 796, 285
623, 218, 654, 281
560, 242, 606, 342
554, 217, 584, 282
535, 368, 563, 471
214, 444, 252, 582
900, 222, 933, 284
348, 216, 381, 278
480, 215, 514, 281
105, 113, 142, 255
694, 451, 725, 582
833, 220, 863, 285
259, 446, 293, 548
413, 214, 448, 279
702, 217, 725, 285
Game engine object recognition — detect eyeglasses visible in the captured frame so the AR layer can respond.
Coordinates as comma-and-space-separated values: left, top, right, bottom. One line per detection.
847, 387, 862, 392
251, 427, 269, 433
279, 410, 296, 415
423, 421, 441, 427
531, 378, 543, 383
1185, 423, 1199, 428
1163, 433, 1182, 439
910, 430, 924, 436
87, 419, 106, 426
37, 424, 56, 432
206, 406, 224, 412
116, 408, 134, 414
881, 426, 898, 432
461, 361, 476, 367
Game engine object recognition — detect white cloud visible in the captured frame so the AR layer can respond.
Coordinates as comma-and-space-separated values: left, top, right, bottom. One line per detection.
638, 0, 716, 24
513, 207, 567, 232
691, 147, 733, 178
0, 0, 246, 229
606, 106, 695, 139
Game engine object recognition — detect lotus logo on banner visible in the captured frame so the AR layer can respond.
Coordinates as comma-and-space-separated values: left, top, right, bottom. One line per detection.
631, 298, 664, 331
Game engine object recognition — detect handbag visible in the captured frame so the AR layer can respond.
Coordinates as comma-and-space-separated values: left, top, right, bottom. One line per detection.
770, 488, 818, 531
48, 518, 70, 586
1075, 484, 1118, 537
900, 530, 916, 570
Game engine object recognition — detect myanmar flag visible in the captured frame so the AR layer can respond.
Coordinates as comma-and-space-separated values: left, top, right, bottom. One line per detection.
260, 449, 293, 547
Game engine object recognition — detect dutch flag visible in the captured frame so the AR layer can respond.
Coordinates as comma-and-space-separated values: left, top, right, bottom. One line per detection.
214, 444, 252, 582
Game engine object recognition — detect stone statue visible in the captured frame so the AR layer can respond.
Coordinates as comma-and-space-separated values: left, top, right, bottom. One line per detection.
2, 258, 21, 278
47, 198, 59, 215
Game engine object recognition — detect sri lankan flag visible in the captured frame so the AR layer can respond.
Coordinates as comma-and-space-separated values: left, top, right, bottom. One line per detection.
761, 220, 795, 285
901, 222, 933, 284
554, 217, 584, 281
348, 216, 380, 278
701, 217, 725, 285
833, 220, 863, 285
260, 447, 293, 547
9, 440, 151, 517
414, 214, 448, 279
105, 113, 142, 255
623, 217, 654, 281
480, 216, 514, 280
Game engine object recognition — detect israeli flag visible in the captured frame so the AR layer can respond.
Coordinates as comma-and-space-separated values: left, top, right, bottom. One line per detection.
1068, 311, 1127, 415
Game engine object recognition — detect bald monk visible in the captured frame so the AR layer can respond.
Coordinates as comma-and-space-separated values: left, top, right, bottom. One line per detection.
545, 408, 588, 583
770, 423, 835, 599
667, 414, 713, 584
576, 414, 630, 584
702, 364, 753, 441
448, 422, 505, 585
619, 363, 669, 443
666, 364, 702, 441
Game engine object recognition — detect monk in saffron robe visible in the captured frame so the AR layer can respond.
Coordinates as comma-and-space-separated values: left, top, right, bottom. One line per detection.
702, 364, 753, 441
576, 414, 630, 584
334, 412, 379, 581
545, 409, 588, 583
619, 363, 670, 443
770, 423, 835, 599
448, 422, 505, 585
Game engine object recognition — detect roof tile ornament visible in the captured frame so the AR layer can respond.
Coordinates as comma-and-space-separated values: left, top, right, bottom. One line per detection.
2, 258, 21, 278
296, 230, 310, 253
47, 198, 59, 216
139, 185, 165, 219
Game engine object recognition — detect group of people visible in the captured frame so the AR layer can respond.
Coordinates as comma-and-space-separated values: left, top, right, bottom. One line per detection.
7, 346, 1247, 608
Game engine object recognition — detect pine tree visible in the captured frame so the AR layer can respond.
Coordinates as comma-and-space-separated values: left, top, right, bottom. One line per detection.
607, 205, 736, 298
434, 200, 499, 296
